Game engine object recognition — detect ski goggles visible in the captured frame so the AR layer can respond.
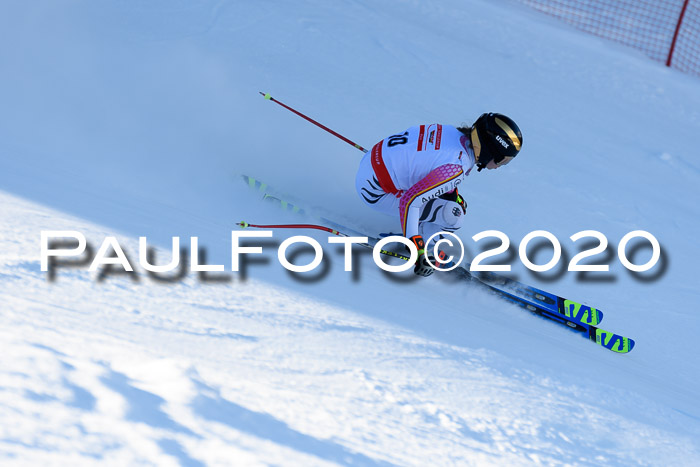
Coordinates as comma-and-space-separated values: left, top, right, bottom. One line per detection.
493, 154, 515, 167
482, 138, 516, 167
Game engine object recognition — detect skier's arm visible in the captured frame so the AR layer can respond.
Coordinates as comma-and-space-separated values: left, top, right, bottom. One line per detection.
399, 164, 463, 239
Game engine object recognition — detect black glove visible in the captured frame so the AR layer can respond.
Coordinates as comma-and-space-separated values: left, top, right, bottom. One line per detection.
439, 188, 467, 214
409, 235, 435, 277
414, 254, 436, 277
410, 234, 451, 277
456, 192, 467, 214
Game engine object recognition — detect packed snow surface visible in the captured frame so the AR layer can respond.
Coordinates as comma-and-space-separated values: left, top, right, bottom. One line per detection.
1, 0, 700, 465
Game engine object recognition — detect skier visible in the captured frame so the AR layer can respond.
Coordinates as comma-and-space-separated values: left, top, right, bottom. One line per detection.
355, 113, 523, 277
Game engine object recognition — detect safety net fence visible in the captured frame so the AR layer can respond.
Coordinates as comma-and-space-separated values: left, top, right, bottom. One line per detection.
514, 0, 700, 77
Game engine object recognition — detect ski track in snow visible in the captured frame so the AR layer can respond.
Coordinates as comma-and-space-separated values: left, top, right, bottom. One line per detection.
1, 0, 700, 465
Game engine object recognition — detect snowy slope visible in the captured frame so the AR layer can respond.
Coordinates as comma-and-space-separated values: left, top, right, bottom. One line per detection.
1, 0, 700, 465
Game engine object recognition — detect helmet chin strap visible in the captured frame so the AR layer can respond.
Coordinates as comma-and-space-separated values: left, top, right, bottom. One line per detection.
474, 147, 488, 171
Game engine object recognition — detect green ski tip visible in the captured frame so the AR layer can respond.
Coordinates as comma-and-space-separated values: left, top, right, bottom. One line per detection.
563, 299, 603, 326
594, 328, 635, 353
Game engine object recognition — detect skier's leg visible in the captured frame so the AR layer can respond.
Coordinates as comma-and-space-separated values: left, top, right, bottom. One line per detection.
419, 198, 466, 240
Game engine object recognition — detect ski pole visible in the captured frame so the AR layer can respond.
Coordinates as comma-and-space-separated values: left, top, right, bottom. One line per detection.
237, 221, 411, 261
259, 92, 368, 153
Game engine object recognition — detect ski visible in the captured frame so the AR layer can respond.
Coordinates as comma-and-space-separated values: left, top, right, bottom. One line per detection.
446, 268, 634, 353
238, 174, 635, 353
470, 271, 603, 326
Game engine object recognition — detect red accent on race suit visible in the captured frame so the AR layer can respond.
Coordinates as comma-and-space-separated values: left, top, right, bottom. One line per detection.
416, 125, 425, 151
370, 141, 400, 195
435, 124, 442, 150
